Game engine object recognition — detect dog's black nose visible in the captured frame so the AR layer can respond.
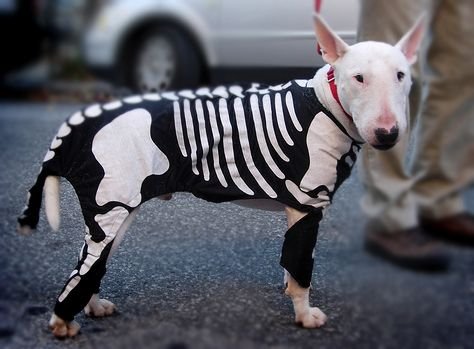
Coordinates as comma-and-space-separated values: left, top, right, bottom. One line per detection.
373, 126, 399, 150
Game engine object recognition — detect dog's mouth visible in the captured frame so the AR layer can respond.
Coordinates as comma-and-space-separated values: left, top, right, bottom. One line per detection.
371, 142, 397, 151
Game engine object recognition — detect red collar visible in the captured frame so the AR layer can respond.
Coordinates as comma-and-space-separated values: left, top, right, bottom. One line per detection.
327, 67, 353, 122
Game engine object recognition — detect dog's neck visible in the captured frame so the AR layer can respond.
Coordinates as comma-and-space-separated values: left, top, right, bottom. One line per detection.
312, 65, 364, 142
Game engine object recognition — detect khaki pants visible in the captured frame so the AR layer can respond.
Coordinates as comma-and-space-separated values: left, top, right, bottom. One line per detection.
357, 0, 474, 232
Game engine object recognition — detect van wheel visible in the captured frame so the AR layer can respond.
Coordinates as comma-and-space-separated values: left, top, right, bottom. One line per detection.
124, 26, 202, 92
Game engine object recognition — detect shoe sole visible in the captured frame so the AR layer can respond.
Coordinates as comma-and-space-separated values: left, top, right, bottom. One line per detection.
423, 227, 474, 247
364, 239, 450, 272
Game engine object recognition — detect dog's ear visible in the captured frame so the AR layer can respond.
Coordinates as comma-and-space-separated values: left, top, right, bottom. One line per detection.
396, 14, 426, 65
313, 13, 349, 64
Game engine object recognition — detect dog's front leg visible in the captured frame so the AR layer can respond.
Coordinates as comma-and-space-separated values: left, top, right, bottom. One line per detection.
49, 314, 81, 337
285, 272, 327, 328
84, 294, 116, 317
283, 207, 327, 328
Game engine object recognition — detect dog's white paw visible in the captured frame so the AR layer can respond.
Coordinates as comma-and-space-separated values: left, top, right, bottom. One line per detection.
49, 314, 81, 338
84, 296, 116, 317
295, 307, 327, 328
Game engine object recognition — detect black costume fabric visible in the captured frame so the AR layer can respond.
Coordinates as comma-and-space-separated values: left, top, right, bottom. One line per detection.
280, 209, 323, 288
19, 79, 362, 321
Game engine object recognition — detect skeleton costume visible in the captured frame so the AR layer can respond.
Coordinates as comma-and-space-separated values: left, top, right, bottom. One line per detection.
18, 79, 361, 321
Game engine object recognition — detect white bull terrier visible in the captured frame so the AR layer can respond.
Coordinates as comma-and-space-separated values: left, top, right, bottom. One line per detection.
18, 14, 424, 337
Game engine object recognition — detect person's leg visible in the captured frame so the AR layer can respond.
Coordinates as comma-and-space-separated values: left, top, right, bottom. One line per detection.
357, 0, 425, 233
410, 0, 474, 243
357, 0, 450, 269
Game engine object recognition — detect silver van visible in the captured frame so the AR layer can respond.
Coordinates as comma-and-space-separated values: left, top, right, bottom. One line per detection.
83, 0, 359, 91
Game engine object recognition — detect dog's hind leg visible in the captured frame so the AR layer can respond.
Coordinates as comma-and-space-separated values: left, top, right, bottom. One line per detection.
84, 208, 139, 318
49, 206, 135, 337
282, 207, 327, 328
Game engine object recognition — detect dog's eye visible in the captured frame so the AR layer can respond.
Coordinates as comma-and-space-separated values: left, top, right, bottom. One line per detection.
397, 71, 405, 81
354, 74, 364, 83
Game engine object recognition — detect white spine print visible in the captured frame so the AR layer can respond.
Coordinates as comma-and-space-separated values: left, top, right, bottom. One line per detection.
84, 104, 102, 118
162, 92, 179, 100
68, 111, 85, 126
179, 90, 197, 99
233, 98, 277, 198
196, 87, 213, 98
212, 86, 229, 98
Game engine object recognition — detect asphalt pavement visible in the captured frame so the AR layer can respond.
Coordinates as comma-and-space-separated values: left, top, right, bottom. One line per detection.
0, 102, 473, 349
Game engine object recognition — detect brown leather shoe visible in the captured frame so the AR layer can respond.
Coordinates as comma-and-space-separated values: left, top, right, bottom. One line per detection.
365, 227, 450, 271
421, 213, 474, 246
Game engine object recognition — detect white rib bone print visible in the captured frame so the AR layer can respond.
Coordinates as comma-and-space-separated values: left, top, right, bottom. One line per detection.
195, 99, 211, 181
262, 94, 289, 162
172, 85, 303, 196
206, 100, 228, 188
249, 94, 285, 179
219, 98, 254, 195
233, 98, 277, 198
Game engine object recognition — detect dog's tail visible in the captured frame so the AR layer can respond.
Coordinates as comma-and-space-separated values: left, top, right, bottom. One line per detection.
44, 176, 60, 231
17, 169, 61, 234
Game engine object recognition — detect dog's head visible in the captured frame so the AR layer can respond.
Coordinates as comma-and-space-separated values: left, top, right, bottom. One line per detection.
314, 14, 425, 150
